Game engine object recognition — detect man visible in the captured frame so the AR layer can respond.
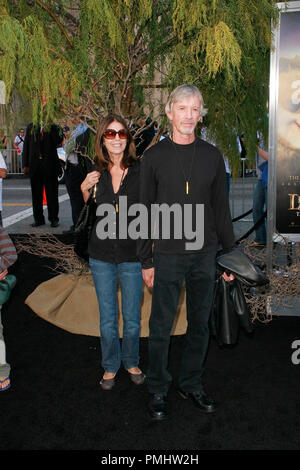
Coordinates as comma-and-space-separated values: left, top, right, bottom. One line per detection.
22, 123, 63, 227
138, 84, 235, 421
62, 125, 70, 141
64, 124, 91, 233
13, 129, 25, 172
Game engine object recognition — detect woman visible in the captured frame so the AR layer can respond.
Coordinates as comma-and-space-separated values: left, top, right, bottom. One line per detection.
81, 114, 145, 390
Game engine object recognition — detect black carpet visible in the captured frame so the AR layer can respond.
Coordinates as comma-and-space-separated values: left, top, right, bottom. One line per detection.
0, 235, 300, 452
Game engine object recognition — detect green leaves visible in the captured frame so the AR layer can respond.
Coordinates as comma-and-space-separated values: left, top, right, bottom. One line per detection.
0, 0, 279, 172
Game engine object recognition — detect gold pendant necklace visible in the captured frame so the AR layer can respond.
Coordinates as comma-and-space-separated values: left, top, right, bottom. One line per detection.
171, 136, 196, 195
113, 168, 125, 213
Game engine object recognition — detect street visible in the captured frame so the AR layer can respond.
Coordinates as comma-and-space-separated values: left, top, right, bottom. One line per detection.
1, 174, 257, 238
2, 176, 73, 234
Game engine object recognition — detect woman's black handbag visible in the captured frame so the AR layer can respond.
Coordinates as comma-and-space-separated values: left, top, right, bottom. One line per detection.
74, 185, 97, 261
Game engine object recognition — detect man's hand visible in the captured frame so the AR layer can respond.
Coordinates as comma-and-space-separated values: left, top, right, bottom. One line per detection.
142, 267, 155, 288
222, 271, 235, 282
0, 269, 8, 281
23, 167, 29, 175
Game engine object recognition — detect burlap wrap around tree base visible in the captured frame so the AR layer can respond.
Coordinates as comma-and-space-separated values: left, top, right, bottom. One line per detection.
25, 274, 188, 337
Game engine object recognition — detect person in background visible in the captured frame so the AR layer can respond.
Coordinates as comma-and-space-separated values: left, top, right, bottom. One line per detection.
0, 228, 18, 391
252, 146, 268, 247
239, 134, 248, 177
64, 124, 91, 233
80, 114, 145, 391
22, 123, 63, 228
0, 150, 7, 227
13, 129, 25, 172
63, 126, 70, 142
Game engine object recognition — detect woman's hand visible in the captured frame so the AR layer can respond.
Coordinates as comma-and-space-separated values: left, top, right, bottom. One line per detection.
81, 171, 100, 202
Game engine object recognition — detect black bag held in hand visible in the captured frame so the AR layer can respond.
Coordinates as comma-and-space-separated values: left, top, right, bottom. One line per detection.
210, 247, 268, 346
210, 276, 253, 346
216, 248, 269, 287
74, 185, 97, 261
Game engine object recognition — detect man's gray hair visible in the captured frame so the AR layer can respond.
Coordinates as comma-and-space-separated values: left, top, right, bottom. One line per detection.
165, 84, 208, 117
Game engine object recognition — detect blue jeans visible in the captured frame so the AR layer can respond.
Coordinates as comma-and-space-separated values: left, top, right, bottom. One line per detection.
253, 179, 267, 244
89, 258, 143, 373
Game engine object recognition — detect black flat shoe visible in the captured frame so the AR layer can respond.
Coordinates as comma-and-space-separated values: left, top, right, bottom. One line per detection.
178, 389, 216, 413
148, 393, 168, 421
50, 221, 59, 228
100, 375, 116, 391
129, 372, 146, 385
127, 369, 146, 385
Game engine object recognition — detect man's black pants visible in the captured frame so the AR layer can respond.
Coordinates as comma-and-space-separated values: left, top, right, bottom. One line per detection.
147, 251, 216, 395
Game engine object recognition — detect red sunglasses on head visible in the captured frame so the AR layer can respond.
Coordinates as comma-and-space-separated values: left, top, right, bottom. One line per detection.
103, 128, 128, 140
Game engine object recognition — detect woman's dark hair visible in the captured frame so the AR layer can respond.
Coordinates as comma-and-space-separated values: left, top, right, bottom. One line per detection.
94, 114, 137, 171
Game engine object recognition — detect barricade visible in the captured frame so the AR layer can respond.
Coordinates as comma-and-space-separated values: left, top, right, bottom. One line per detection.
1, 148, 23, 174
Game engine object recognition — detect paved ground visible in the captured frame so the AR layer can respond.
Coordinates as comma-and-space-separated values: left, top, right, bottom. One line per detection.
228, 175, 257, 240
2, 174, 258, 238
2, 175, 73, 234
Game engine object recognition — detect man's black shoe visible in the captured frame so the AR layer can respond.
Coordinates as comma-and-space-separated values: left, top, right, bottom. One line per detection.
178, 389, 216, 413
50, 221, 59, 228
31, 221, 45, 227
148, 393, 168, 421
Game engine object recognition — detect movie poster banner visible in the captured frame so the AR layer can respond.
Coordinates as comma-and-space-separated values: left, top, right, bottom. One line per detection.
275, 3, 300, 237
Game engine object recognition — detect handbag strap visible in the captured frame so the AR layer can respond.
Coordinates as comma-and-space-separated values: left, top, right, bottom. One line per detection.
86, 184, 97, 204
91, 183, 97, 202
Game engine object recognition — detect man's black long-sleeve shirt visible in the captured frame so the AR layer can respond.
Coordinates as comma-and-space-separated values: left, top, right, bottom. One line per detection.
138, 136, 235, 269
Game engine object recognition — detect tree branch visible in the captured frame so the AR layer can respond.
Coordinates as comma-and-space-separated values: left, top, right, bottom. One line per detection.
34, 0, 74, 48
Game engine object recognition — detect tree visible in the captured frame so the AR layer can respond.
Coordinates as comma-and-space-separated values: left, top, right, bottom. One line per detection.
169, 0, 279, 171
0, 0, 278, 170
